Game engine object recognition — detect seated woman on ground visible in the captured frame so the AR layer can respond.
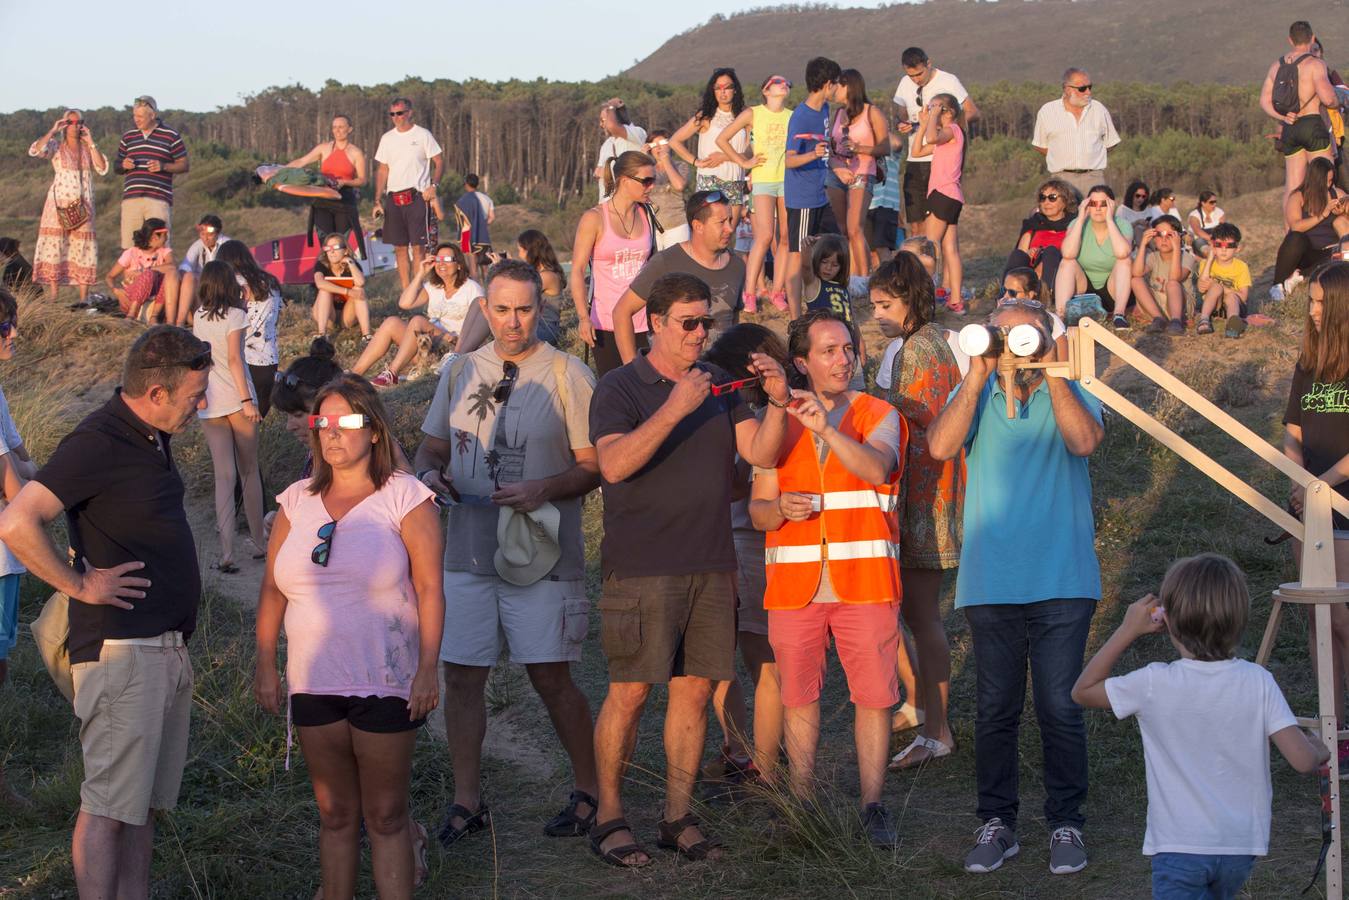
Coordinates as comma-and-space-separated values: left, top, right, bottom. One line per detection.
1054, 185, 1134, 329
514, 229, 567, 345
1116, 179, 1151, 236
901, 235, 938, 280
1006, 178, 1077, 301
105, 217, 179, 323
312, 232, 372, 342
1187, 191, 1225, 259
350, 242, 484, 388
1142, 186, 1183, 228
1130, 215, 1196, 335
1274, 157, 1349, 300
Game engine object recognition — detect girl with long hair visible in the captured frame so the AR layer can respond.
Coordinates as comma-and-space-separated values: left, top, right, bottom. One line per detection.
28, 109, 109, 301
1275, 158, 1349, 295
516, 229, 567, 345
215, 240, 281, 416
915, 93, 965, 312
312, 233, 373, 341
827, 69, 889, 278
671, 68, 750, 233
105, 218, 180, 322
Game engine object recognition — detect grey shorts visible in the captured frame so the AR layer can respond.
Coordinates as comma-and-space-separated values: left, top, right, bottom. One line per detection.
733, 531, 768, 636
598, 571, 736, 683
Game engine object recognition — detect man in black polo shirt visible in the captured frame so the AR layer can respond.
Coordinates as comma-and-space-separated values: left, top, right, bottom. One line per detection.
0, 325, 208, 898
586, 272, 789, 867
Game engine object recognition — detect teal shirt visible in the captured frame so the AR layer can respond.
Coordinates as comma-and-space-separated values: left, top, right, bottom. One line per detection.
952, 377, 1103, 608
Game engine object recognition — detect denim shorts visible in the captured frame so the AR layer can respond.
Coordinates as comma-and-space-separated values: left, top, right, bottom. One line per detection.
826, 170, 874, 192
751, 180, 784, 198
1151, 852, 1256, 900
0, 574, 19, 661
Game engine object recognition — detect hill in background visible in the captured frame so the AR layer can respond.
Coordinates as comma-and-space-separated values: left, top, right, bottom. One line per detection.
626, 0, 1349, 88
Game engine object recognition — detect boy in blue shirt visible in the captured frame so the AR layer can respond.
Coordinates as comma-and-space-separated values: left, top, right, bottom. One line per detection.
785, 57, 842, 318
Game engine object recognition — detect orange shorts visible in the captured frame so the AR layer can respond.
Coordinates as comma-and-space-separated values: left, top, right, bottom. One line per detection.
768, 601, 900, 709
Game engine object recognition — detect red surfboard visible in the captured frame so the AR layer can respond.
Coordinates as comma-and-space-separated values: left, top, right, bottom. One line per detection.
251, 232, 397, 285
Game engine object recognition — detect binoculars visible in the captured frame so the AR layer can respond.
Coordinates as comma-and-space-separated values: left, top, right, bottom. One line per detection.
956, 323, 1050, 359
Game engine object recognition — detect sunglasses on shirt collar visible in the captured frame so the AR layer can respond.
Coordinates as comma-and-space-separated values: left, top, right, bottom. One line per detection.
493, 361, 519, 404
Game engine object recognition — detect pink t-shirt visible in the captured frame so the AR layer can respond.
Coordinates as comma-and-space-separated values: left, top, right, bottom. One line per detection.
117, 246, 172, 274
927, 123, 965, 204
274, 471, 435, 699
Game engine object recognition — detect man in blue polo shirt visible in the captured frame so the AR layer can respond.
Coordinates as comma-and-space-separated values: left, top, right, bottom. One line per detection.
928, 301, 1104, 879
784, 56, 841, 318
115, 96, 189, 249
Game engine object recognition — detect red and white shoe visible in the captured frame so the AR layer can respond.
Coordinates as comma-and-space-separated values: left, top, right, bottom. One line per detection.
371, 369, 398, 388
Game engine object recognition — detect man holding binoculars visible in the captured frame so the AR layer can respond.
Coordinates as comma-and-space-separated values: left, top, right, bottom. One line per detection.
928, 300, 1105, 877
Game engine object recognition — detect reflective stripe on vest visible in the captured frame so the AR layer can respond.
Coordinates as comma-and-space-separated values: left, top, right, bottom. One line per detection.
765, 539, 897, 565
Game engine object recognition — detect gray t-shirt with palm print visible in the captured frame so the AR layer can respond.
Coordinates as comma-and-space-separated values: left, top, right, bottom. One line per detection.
421, 342, 595, 579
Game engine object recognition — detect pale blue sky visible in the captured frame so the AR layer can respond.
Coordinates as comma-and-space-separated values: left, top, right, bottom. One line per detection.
0, 0, 903, 113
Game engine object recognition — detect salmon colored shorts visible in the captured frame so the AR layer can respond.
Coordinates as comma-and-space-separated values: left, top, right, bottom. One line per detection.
768, 600, 900, 709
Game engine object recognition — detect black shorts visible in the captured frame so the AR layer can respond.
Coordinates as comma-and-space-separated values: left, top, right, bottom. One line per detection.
787, 204, 839, 252
592, 329, 650, 378
1282, 115, 1333, 157
902, 161, 931, 224
867, 207, 900, 251
382, 192, 434, 248
290, 693, 425, 732
926, 191, 963, 225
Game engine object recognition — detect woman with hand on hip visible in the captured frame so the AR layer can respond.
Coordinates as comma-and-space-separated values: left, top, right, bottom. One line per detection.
670, 68, 750, 232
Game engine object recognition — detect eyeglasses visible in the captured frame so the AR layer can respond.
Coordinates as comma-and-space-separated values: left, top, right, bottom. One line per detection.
1203, 199, 1218, 206
140, 348, 212, 371
998, 296, 1044, 309
673, 315, 717, 333
434, 254, 458, 264
1133, 192, 1148, 199
308, 413, 369, 430
324, 246, 347, 254
626, 175, 656, 187
710, 375, 759, 396
493, 361, 519, 404
389, 110, 408, 118
1037, 192, 1061, 203
1085, 200, 1107, 209
765, 76, 792, 89
312, 520, 336, 567
1211, 240, 1237, 248
274, 370, 313, 390
0, 320, 16, 339
1067, 84, 1093, 93
714, 84, 736, 93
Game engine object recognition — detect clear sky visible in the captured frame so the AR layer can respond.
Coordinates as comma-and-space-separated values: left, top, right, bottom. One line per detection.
0, 0, 903, 114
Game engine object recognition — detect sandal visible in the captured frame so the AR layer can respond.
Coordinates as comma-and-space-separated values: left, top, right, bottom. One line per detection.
891, 703, 925, 733
589, 817, 651, 868
211, 561, 239, 575
1195, 317, 1214, 335
544, 789, 598, 837
889, 735, 954, 771
436, 802, 490, 848
411, 820, 429, 886
656, 813, 724, 861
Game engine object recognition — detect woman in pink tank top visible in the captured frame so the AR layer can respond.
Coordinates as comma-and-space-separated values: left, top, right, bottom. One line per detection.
827, 69, 890, 278
916, 92, 968, 313
568, 149, 655, 376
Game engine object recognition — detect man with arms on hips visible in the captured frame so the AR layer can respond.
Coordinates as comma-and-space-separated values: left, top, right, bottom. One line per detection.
1260, 20, 1342, 206
611, 189, 746, 365
0, 325, 209, 899
1031, 70, 1121, 201
373, 97, 444, 289
587, 272, 789, 867
927, 301, 1104, 877
116, 96, 189, 250
892, 47, 979, 239
749, 309, 906, 848
176, 214, 229, 327
414, 259, 603, 849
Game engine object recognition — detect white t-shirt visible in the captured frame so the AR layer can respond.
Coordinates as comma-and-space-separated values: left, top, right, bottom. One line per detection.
244, 289, 281, 367
178, 236, 230, 275
1105, 658, 1297, 856
374, 124, 443, 193
426, 278, 485, 337
1188, 206, 1224, 234
893, 70, 970, 162
476, 193, 495, 219
0, 385, 26, 576
1031, 98, 1121, 173
194, 306, 256, 419
596, 125, 647, 202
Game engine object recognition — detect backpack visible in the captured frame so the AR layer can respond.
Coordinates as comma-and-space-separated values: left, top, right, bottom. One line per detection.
1272, 53, 1313, 116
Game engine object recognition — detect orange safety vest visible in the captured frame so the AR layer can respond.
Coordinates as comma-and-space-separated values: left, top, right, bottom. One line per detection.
764, 393, 908, 611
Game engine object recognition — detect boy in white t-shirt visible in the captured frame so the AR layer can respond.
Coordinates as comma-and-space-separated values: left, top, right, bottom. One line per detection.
1072, 553, 1327, 899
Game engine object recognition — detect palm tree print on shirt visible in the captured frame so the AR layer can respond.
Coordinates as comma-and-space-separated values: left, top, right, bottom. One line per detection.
465, 380, 496, 473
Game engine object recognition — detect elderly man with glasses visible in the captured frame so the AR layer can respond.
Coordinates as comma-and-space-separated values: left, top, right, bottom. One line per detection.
1031, 70, 1121, 200
115, 96, 189, 250
373, 97, 444, 289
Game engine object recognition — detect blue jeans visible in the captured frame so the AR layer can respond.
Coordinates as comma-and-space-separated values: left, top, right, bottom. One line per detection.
1151, 853, 1256, 899
964, 598, 1096, 831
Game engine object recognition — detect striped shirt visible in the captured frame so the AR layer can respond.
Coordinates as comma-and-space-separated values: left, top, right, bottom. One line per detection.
115, 122, 187, 204
869, 151, 903, 212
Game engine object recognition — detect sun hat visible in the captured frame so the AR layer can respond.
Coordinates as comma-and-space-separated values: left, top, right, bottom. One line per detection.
493, 502, 562, 586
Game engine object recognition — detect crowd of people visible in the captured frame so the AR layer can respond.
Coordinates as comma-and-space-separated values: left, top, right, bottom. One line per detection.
0, 17, 1347, 900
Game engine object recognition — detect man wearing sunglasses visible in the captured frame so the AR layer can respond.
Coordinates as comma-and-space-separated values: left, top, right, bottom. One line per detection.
1031, 69, 1121, 201
588, 272, 789, 866
611, 189, 746, 365
0, 326, 210, 898
373, 98, 444, 289
414, 259, 604, 850
892, 47, 978, 235
115, 96, 189, 251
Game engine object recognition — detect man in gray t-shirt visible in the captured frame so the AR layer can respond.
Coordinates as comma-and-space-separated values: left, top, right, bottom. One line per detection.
414, 259, 602, 846
611, 190, 745, 365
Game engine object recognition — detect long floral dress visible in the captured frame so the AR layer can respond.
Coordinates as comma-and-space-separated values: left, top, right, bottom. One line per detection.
28, 137, 108, 286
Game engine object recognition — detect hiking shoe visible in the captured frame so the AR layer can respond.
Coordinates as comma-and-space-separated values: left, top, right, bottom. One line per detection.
1195, 317, 1214, 335
964, 818, 1019, 873
1165, 319, 1184, 336
1111, 314, 1130, 331
1049, 826, 1087, 874
1224, 317, 1247, 339
861, 802, 897, 848
1144, 316, 1166, 334
371, 369, 398, 388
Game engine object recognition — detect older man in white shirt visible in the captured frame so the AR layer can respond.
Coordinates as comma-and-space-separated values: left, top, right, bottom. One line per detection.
1031, 69, 1121, 200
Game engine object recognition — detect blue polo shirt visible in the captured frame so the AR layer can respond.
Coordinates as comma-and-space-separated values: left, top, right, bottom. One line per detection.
785, 101, 830, 210
952, 376, 1103, 608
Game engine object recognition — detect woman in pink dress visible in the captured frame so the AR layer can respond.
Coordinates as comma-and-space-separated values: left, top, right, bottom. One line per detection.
27, 110, 108, 301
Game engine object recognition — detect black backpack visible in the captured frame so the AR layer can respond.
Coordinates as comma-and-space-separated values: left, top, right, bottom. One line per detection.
1272, 53, 1313, 116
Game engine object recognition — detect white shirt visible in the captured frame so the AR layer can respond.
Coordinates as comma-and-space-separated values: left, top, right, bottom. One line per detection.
426, 278, 485, 337
892, 69, 970, 162
244, 289, 281, 367
1106, 658, 1297, 856
475, 193, 495, 219
1188, 206, 1225, 233
596, 125, 647, 202
178, 236, 230, 275
0, 385, 25, 576
374, 124, 443, 193
1031, 98, 1121, 173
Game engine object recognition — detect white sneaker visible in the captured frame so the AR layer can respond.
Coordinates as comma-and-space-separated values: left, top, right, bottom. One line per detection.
1268, 284, 1285, 303
1284, 272, 1305, 294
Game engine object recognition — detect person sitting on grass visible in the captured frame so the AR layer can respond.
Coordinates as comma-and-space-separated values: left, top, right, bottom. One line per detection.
311, 232, 372, 343
350, 242, 484, 388
1187, 191, 1225, 259
1054, 186, 1133, 329
1006, 179, 1077, 304
1071, 553, 1327, 900
1130, 216, 1195, 335
105, 218, 179, 323
1196, 223, 1251, 338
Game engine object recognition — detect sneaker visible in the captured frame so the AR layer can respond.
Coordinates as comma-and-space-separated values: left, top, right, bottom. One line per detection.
1269, 284, 1285, 303
861, 802, 897, 848
371, 369, 398, 388
1165, 319, 1184, 336
770, 291, 788, 311
964, 818, 1019, 873
1049, 826, 1087, 875
1224, 317, 1247, 339
742, 290, 758, 314
1196, 317, 1214, 335
1144, 316, 1166, 334
1111, 314, 1130, 331
1284, 272, 1305, 294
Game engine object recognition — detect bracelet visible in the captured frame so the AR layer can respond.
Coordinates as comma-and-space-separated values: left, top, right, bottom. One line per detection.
241, 398, 254, 404
766, 394, 790, 409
